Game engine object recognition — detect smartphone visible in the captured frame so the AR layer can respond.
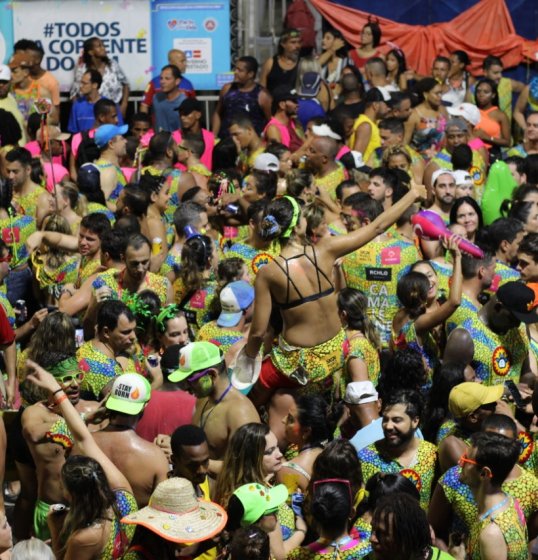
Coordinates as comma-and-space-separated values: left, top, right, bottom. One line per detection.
505, 380, 525, 408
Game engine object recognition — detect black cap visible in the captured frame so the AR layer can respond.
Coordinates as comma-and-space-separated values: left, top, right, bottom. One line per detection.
272, 85, 298, 104
77, 163, 100, 191
160, 344, 183, 374
497, 282, 538, 324
176, 98, 202, 114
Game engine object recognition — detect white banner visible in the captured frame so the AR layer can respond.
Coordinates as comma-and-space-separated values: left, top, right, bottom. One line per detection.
12, 0, 151, 92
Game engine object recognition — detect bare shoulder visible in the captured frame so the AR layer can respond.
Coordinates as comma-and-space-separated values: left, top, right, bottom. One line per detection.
67, 521, 108, 552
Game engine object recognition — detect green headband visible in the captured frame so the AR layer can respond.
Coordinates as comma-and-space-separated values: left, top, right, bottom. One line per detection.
122, 291, 152, 319
49, 357, 80, 378
281, 196, 301, 239
156, 304, 180, 332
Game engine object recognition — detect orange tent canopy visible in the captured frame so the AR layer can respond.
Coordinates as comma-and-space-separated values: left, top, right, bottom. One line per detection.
310, 0, 536, 74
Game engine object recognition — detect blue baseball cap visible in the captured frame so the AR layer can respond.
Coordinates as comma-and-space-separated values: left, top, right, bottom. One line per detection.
94, 124, 128, 149
217, 280, 255, 327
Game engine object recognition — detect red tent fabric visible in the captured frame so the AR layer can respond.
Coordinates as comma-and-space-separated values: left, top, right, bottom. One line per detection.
309, 0, 536, 74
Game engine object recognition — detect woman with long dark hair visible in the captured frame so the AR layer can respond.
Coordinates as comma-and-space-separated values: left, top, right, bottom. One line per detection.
25, 359, 137, 559
349, 20, 384, 70
474, 77, 510, 158
70, 37, 130, 116
237, 184, 424, 427
173, 233, 218, 337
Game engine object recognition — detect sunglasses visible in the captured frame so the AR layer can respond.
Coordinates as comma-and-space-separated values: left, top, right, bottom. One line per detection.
57, 372, 85, 385
458, 452, 492, 477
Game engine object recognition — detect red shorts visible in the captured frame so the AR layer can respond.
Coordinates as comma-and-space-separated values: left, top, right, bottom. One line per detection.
258, 357, 300, 391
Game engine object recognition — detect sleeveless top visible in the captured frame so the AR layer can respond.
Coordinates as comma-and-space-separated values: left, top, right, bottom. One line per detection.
92, 269, 170, 305
440, 465, 538, 532
349, 48, 383, 69
0, 213, 35, 269
358, 439, 438, 510
342, 331, 380, 386
468, 496, 528, 560
272, 245, 334, 310
94, 158, 127, 204
101, 489, 138, 560
266, 55, 298, 94
348, 114, 380, 163
78, 341, 124, 400
221, 83, 267, 137
173, 278, 218, 337
196, 321, 245, 354
223, 240, 280, 282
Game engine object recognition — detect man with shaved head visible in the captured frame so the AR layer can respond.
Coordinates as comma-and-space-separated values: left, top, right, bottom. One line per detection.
306, 135, 347, 201
365, 57, 398, 101
140, 48, 194, 113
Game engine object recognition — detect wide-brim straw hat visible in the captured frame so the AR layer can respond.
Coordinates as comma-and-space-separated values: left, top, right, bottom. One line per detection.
122, 477, 227, 543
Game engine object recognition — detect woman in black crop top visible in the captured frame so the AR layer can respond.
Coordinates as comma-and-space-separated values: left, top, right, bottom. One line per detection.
232, 184, 425, 422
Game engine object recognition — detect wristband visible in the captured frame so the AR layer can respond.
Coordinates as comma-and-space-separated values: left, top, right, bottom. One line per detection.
54, 394, 68, 406
52, 388, 64, 396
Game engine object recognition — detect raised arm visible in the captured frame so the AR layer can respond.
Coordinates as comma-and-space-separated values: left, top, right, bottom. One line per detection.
414, 240, 462, 335
326, 182, 426, 259
25, 360, 131, 492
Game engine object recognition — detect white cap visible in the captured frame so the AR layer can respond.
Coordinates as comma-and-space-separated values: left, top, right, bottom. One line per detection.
452, 169, 473, 186
0, 65, 11, 81
253, 153, 279, 172
105, 373, 151, 415
432, 168, 455, 187
350, 151, 366, 168
312, 124, 342, 141
447, 103, 481, 127
344, 381, 378, 405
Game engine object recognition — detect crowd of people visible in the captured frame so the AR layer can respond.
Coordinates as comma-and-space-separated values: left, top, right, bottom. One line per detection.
0, 15, 537, 560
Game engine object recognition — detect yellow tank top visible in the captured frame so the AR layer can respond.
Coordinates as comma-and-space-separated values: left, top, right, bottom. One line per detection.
348, 114, 380, 163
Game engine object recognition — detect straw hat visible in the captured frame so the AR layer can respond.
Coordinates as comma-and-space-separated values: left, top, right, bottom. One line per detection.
122, 477, 227, 543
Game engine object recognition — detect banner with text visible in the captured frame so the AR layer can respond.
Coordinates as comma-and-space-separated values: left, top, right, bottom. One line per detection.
12, 0, 151, 92
151, 0, 231, 90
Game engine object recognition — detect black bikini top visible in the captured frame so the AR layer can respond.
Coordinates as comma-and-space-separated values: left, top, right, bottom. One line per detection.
273, 245, 334, 310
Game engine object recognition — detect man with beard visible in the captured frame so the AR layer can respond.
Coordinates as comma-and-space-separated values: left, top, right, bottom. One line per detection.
77, 300, 136, 400
358, 389, 437, 510
135, 343, 196, 444
92, 373, 169, 507
5, 147, 52, 228
260, 29, 302, 95
264, 86, 304, 151
445, 282, 536, 385
85, 234, 173, 336
428, 169, 457, 224
482, 218, 523, 294
306, 135, 347, 201
152, 65, 186, 133
424, 118, 487, 200
369, 117, 424, 182
26, 212, 112, 291
213, 56, 272, 139
172, 341, 259, 460
21, 352, 98, 540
